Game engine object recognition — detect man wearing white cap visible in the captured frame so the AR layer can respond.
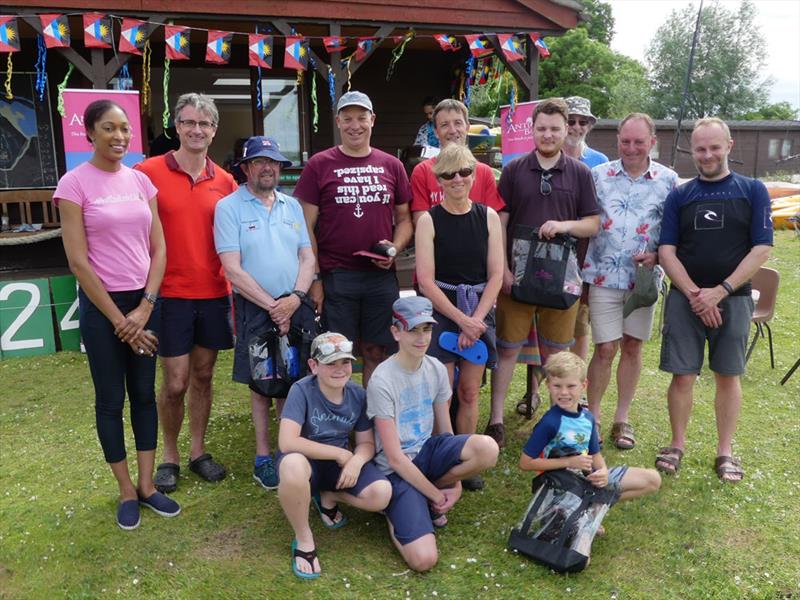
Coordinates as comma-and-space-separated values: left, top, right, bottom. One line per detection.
295, 91, 414, 387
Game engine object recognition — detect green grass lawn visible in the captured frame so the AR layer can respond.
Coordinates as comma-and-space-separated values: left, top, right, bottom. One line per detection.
1, 231, 798, 600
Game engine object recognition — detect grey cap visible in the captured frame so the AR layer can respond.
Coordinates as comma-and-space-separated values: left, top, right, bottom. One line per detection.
310, 332, 356, 364
392, 296, 437, 331
565, 96, 596, 124
337, 90, 373, 113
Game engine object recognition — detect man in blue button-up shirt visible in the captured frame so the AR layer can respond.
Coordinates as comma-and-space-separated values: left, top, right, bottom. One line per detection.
581, 113, 678, 451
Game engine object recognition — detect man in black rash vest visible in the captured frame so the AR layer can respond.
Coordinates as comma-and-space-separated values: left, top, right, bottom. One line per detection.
655, 117, 773, 484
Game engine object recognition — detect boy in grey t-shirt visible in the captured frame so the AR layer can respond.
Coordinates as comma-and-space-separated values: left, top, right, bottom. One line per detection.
367, 297, 499, 572
278, 332, 391, 579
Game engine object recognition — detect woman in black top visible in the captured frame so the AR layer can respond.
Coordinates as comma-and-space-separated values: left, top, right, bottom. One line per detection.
415, 144, 503, 449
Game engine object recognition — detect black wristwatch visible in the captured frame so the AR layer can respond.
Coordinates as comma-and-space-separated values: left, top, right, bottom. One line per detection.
720, 281, 734, 296
292, 290, 307, 301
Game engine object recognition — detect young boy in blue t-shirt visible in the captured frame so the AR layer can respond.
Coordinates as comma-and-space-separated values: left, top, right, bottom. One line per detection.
277, 332, 392, 579
520, 352, 660, 508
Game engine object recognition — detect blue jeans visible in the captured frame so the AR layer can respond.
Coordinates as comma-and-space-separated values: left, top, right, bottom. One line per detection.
79, 288, 159, 463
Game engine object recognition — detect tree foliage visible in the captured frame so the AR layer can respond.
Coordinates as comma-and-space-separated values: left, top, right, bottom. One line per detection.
578, 0, 615, 45
740, 102, 799, 121
646, 0, 771, 119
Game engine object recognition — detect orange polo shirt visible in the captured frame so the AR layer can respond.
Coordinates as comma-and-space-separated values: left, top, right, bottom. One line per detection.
135, 151, 237, 299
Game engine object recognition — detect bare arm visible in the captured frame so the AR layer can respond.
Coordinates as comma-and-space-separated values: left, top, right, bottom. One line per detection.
473, 208, 504, 321
374, 417, 445, 505
658, 244, 698, 296
499, 211, 514, 294
392, 202, 414, 252
218, 251, 277, 311
519, 453, 593, 473
301, 201, 324, 312
539, 214, 601, 240
278, 418, 352, 462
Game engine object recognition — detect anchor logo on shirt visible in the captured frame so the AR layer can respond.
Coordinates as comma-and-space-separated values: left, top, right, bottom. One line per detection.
353, 203, 364, 218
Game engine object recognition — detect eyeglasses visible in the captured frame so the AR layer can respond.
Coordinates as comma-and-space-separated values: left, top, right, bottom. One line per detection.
568, 118, 590, 127
439, 167, 474, 180
246, 157, 279, 168
540, 170, 553, 196
313, 339, 354, 359
178, 119, 216, 130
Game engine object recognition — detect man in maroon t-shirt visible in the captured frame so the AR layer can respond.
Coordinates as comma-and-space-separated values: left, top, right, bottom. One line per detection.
295, 91, 414, 386
488, 98, 600, 446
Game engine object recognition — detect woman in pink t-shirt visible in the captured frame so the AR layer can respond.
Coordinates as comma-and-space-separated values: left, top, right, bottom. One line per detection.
54, 99, 178, 529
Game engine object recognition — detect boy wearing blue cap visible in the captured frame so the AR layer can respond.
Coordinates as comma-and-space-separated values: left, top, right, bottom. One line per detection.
367, 296, 499, 572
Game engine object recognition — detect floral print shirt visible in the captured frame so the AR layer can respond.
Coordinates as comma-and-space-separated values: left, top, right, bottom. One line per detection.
582, 159, 678, 290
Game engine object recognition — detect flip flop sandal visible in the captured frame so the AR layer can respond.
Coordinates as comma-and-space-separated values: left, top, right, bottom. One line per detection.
430, 510, 448, 528
610, 422, 636, 450
714, 456, 744, 483
188, 453, 227, 482
154, 463, 180, 494
311, 494, 348, 529
655, 446, 684, 475
291, 539, 321, 580
516, 392, 542, 418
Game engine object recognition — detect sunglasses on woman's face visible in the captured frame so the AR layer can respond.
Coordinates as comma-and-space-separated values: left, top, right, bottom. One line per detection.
439, 167, 474, 180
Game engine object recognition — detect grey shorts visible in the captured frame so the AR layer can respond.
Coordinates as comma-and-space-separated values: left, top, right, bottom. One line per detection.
659, 288, 754, 376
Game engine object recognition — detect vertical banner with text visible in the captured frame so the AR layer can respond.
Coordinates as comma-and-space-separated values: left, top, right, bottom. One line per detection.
60, 89, 144, 171
499, 101, 538, 166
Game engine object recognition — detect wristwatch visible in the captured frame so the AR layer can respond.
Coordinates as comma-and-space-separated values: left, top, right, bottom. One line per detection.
143, 291, 158, 305
720, 281, 734, 296
292, 290, 307, 301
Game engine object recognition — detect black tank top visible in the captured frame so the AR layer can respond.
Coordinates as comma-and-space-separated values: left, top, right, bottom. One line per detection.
430, 202, 489, 292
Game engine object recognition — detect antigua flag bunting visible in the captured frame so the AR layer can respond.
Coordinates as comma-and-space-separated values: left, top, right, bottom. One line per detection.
248, 34, 273, 68
40, 14, 71, 49
477, 58, 491, 84
323, 36, 344, 53
165, 25, 190, 60
465, 34, 493, 58
119, 18, 149, 55
284, 35, 308, 71
206, 30, 233, 64
498, 33, 524, 62
433, 33, 459, 52
529, 33, 550, 58
355, 37, 377, 61
0, 17, 21, 53
82, 13, 111, 49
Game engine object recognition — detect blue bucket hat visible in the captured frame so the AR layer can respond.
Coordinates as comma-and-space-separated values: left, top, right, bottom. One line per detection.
237, 136, 292, 168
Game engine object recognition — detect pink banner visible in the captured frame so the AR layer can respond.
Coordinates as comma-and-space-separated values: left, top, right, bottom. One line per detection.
61, 89, 143, 170
499, 100, 537, 166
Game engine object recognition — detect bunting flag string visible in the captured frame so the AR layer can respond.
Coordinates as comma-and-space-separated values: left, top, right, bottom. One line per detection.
8, 13, 555, 80
463, 55, 476, 107
142, 39, 152, 113
309, 56, 319, 133
327, 64, 336, 107
56, 62, 74, 116
4, 54, 12, 100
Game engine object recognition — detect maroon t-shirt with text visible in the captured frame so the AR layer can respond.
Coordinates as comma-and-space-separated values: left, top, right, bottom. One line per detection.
294, 146, 412, 272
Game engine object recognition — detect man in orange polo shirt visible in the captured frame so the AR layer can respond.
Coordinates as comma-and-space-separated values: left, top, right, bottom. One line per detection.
135, 93, 237, 493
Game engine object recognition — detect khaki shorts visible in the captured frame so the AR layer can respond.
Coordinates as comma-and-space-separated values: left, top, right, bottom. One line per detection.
496, 291, 579, 349
589, 286, 657, 344
573, 302, 590, 338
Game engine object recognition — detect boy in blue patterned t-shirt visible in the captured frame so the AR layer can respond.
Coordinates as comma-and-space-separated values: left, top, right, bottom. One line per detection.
520, 352, 661, 509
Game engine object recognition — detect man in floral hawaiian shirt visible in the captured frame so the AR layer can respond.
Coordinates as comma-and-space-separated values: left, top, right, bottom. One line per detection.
581, 113, 678, 450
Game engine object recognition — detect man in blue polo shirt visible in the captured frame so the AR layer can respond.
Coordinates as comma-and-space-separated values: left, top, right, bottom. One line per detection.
214, 136, 316, 490
656, 117, 772, 484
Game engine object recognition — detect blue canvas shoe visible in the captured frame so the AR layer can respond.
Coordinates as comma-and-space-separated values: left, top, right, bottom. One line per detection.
253, 456, 279, 490
138, 491, 181, 517
117, 499, 141, 530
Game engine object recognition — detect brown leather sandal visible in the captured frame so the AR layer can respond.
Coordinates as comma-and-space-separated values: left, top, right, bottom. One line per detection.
655, 446, 683, 474
714, 456, 744, 483
610, 422, 636, 450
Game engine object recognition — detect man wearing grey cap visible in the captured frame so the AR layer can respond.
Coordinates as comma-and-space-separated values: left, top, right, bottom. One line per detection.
215, 136, 316, 491
295, 91, 414, 387
367, 296, 499, 571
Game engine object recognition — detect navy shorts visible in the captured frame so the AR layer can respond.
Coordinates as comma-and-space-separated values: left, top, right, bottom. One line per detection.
385, 433, 469, 545
277, 452, 387, 496
427, 308, 497, 368
659, 288, 754, 376
232, 294, 318, 386
157, 296, 233, 357
322, 270, 399, 350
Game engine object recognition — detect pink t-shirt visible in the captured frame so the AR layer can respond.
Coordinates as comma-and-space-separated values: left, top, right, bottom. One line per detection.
294, 146, 412, 272
54, 162, 157, 291
410, 158, 505, 213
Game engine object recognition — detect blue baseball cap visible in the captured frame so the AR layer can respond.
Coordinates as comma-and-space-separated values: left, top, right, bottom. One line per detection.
392, 296, 437, 331
237, 136, 292, 168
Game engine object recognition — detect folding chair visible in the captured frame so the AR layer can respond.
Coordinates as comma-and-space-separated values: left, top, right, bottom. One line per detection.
744, 267, 780, 369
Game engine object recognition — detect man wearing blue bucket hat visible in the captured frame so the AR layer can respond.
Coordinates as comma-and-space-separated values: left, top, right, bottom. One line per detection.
214, 135, 316, 491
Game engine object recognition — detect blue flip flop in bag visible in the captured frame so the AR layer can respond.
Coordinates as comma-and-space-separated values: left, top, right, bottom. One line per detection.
438, 331, 488, 365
